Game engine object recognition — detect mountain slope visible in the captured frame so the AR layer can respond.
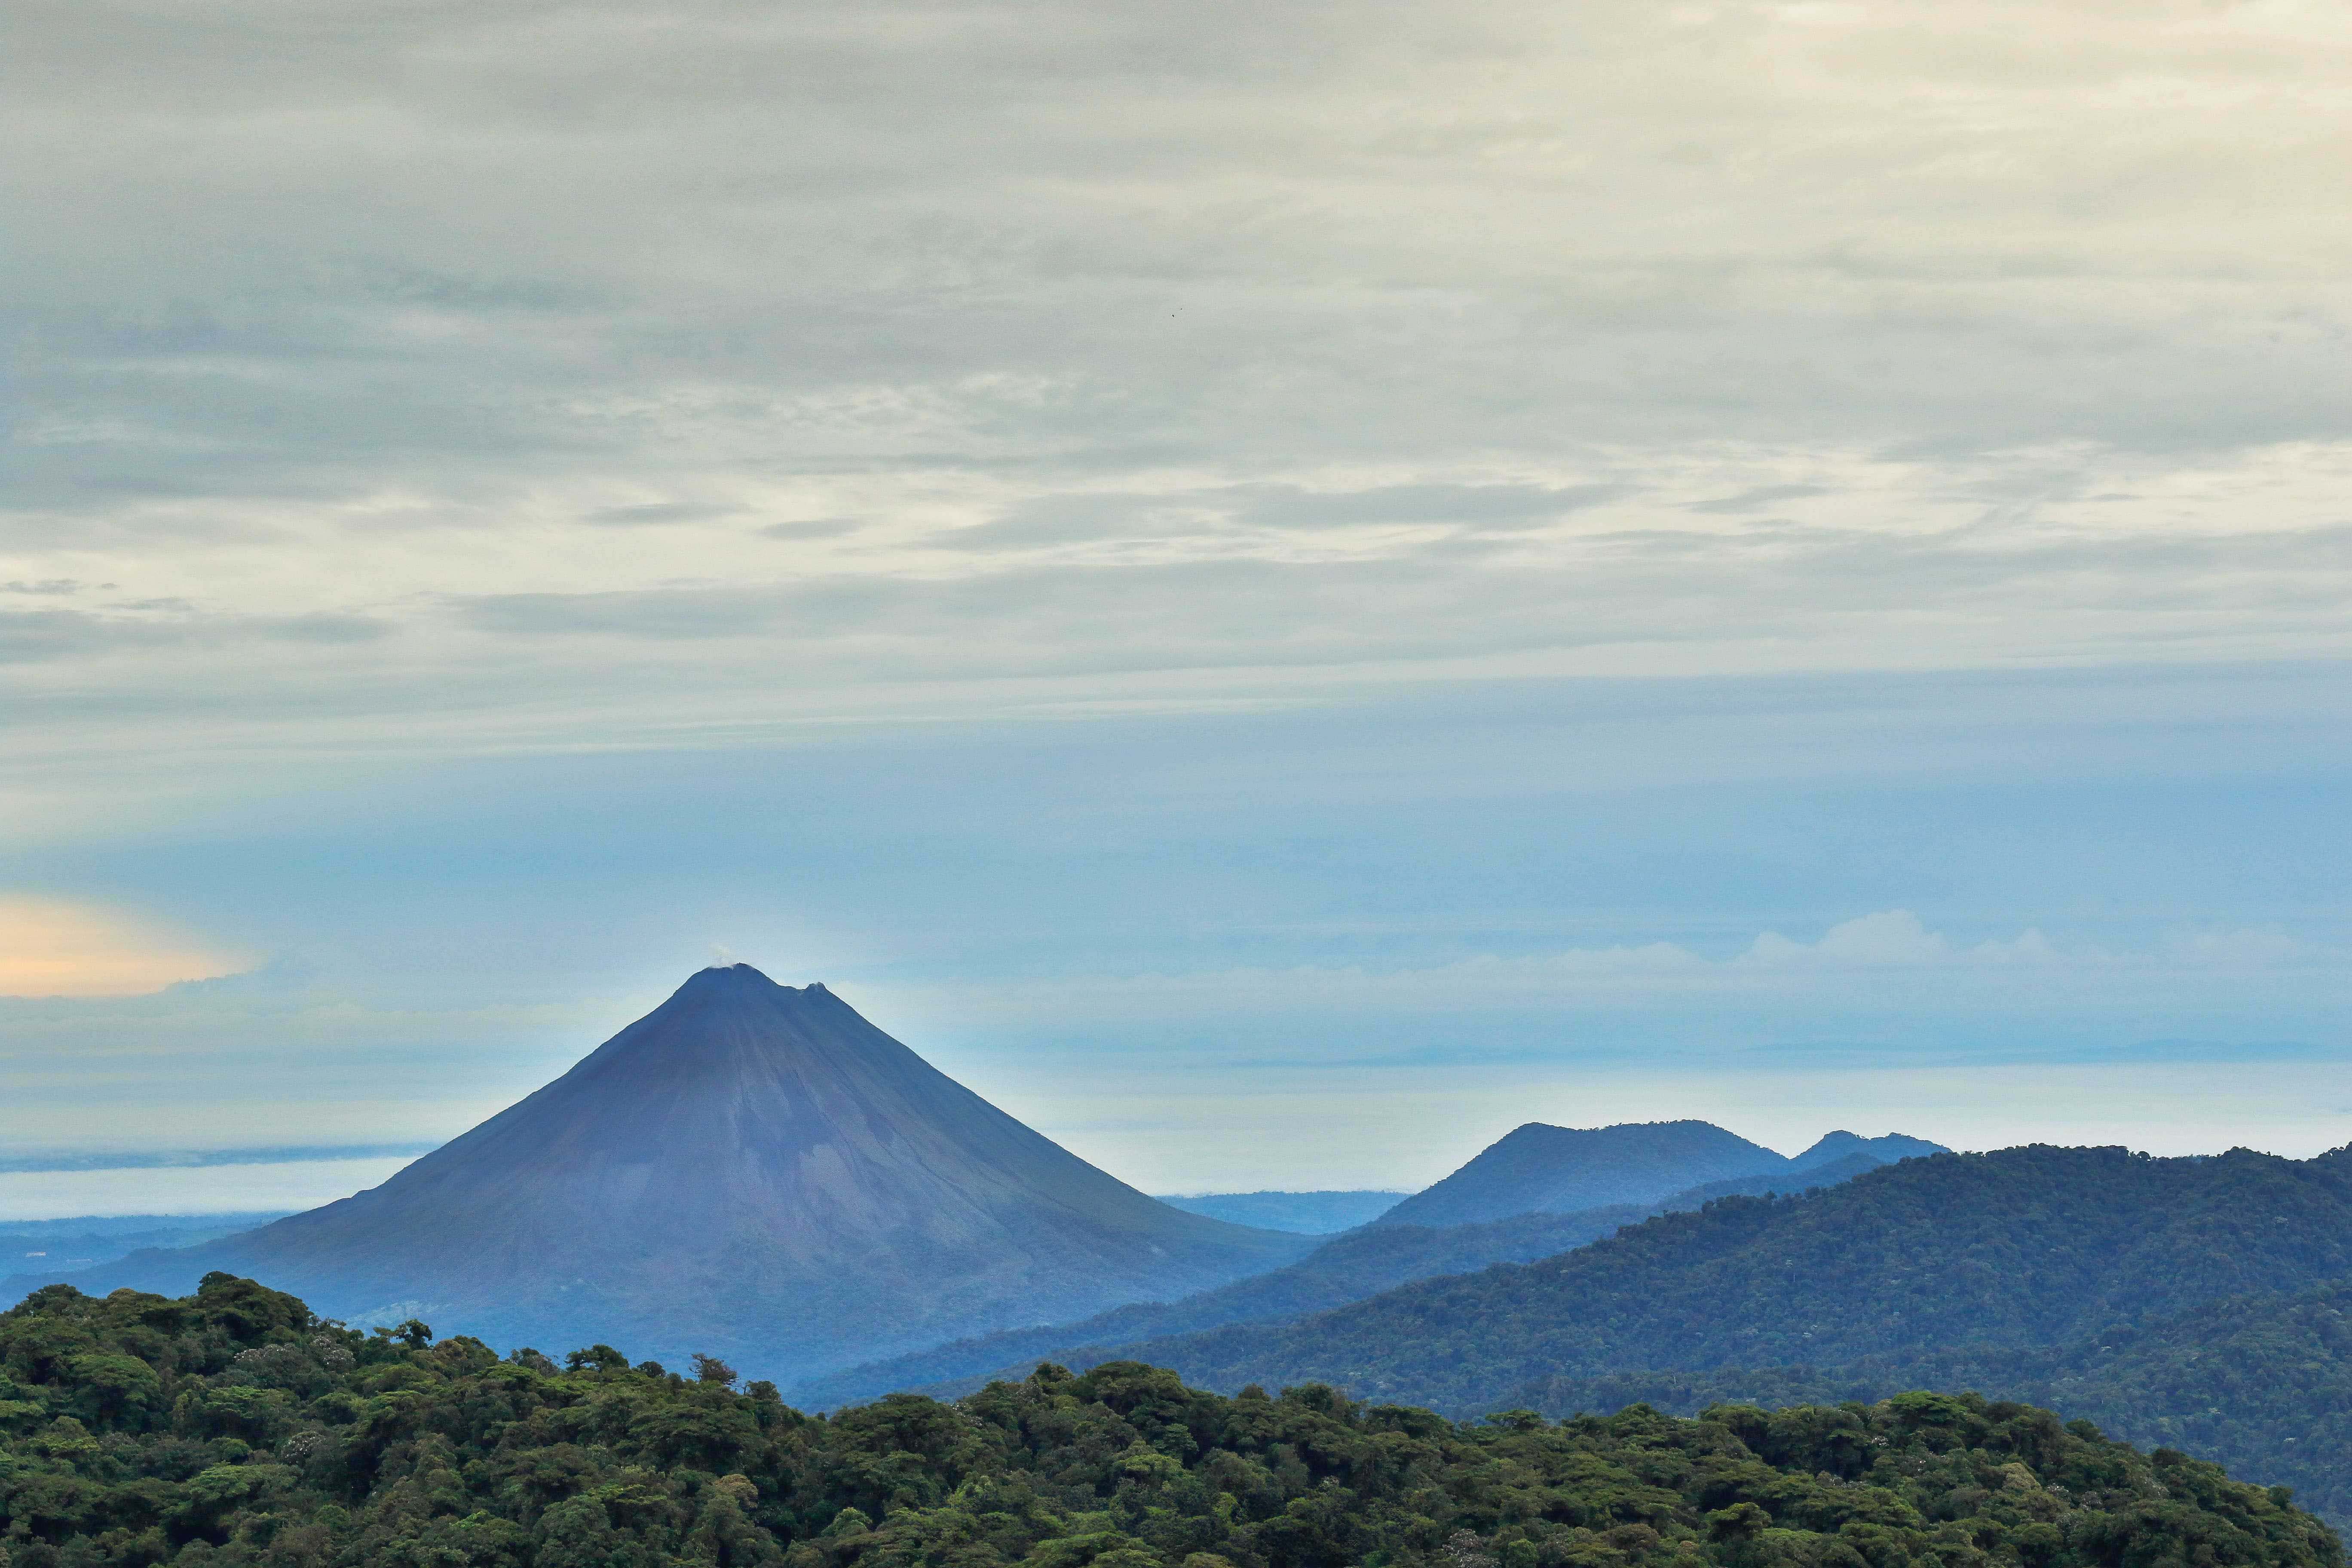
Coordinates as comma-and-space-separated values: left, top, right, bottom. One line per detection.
797, 1147, 1897, 1406
794, 1206, 1645, 1407
1078, 1143, 2352, 1414
10, 965, 1309, 1381
1511, 1283, 2352, 1528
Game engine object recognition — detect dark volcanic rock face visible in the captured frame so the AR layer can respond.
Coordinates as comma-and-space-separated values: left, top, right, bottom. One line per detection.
41, 966, 1309, 1380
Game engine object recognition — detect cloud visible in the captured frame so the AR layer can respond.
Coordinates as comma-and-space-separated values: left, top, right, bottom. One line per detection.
1740, 910, 2058, 968
1229, 483, 1630, 531
0, 896, 253, 998
934, 493, 1218, 551
1687, 484, 1832, 515
258, 614, 393, 644
2, 0, 2352, 772
0, 606, 392, 664
937, 482, 1631, 552
0, 611, 126, 664
758, 518, 861, 540
0, 1157, 416, 1222
1, 0, 2349, 1192
904, 910, 2340, 1035
0, 967, 632, 1161
581, 502, 742, 527
0, 1143, 436, 1175
454, 588, 793, 640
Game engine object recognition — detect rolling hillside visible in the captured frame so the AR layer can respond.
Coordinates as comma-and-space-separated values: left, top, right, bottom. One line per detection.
1065, 1145, 2352, 1413
796, 1149, 1892, 1406
1512, 1283, 2352, 1527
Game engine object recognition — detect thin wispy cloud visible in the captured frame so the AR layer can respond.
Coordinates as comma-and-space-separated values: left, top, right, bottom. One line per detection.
906, 910, 2338, 1030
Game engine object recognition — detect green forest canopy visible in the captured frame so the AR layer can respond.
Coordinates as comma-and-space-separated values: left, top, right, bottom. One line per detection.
1083, 1147, 2352, 1414
1506, 1283, 2352, 1529
0, 1275, 2339, 1568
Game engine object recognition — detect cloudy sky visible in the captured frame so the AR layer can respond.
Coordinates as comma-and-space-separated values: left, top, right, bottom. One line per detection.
3, 0, 2348, 1216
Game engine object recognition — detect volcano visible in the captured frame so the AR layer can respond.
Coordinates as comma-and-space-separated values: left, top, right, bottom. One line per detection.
46, 966, 1311, 1383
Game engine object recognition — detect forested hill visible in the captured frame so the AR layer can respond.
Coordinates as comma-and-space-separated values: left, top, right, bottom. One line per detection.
795, 1207, 1653, 1408
1507, 1282, 2352, 1527
795, 1151, 1893, 1409
3, 1275, 2340, 1568
1076, 1145, 2352, 1415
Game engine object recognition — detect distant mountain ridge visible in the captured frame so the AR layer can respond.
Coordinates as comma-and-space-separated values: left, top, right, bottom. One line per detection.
1, 1213, 290, 1274
1790, 1130, 1945, 1169
1369, 1118, 1945, 1228
794, 1148, 1895, 1407
9, 966, 1310, 1381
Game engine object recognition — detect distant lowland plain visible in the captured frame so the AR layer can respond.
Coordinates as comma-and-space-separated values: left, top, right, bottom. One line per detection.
8, 965, 2351, 1567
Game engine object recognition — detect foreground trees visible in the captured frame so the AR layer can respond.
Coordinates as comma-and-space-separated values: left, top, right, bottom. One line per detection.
0, 1275, 2337, 1568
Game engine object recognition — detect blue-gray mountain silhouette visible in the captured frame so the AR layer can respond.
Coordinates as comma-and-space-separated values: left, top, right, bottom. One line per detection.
1370, 1120, 1945, 1228
1788, 1130, 1945, 1169
26, 966, 1310, 1380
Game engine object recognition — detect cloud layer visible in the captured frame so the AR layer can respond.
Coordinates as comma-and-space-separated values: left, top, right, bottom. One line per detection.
5, 0, 2352, 820
892, 909, 2339, 1046
3, 0, 2349, 1206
